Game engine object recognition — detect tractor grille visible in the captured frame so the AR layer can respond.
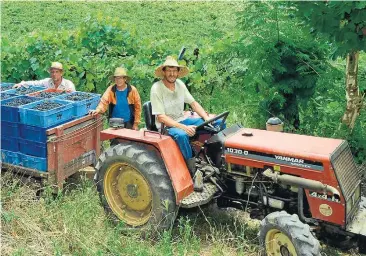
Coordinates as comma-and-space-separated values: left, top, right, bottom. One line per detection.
332, 142, 360, 201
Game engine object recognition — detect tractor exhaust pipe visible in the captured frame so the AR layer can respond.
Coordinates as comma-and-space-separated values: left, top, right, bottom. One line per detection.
263, 169, 340, 197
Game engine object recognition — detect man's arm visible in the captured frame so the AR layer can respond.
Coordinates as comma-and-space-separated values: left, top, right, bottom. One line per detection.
132, 88, 142, 130
157, 114, 196, 136
13, 79, 48, 88
190, 101, 210, 121
90, 86, 111, 116
180, 80, 209, 121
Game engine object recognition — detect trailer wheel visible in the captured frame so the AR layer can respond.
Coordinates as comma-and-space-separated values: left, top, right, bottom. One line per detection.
95, 143, 177, 230
259, 211, 320, 256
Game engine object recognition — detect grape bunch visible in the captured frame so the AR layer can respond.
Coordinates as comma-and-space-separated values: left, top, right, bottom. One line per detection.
36, 91, 66, 99
3, 97, 38, 107
0, 84, 14, 92
64, 92, 93, 101
1, 93, 15, 100
16, 86, 44, 95
31, 101, 64, 111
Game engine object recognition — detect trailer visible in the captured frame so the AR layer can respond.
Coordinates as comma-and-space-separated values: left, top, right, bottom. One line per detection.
1, 115, 103, 188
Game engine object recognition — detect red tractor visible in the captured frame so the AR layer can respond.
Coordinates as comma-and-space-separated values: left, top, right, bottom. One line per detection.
94, 105, 366, 255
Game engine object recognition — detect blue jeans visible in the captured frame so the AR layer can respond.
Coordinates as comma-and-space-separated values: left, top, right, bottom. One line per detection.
167, 118, 225, 160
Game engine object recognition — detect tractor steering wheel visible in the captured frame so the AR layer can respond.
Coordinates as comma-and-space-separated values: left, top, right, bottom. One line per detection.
195, 111, 229, 133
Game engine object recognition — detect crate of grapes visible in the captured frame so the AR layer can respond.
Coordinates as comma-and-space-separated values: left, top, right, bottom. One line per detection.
0, 90, 19, 101
0, 82, 15, 92
57, 91, 100, 118
27, 88, 70, 99
12, 85, 46, 95
1, 96, 42, 122
19, 99, 74, 128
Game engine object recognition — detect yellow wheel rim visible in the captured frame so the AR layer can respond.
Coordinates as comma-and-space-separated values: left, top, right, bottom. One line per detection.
265, 228, 297, 256
104, 162, 152, 226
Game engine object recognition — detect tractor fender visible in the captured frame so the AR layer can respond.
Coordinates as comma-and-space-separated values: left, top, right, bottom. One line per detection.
100, 128, 194, 204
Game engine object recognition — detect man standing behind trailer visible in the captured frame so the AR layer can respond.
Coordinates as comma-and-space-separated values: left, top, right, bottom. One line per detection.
90, 67, 141, 130
150, 56, 211, 169
13, 62, 76, 91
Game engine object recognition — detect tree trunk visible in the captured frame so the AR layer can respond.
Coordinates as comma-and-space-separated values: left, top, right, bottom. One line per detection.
341, 51, 364, 130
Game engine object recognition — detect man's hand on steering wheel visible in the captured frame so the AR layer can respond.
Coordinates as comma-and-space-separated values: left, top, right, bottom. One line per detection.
196, 111, 230, 133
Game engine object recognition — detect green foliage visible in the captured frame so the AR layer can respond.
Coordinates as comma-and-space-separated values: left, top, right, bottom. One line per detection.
1, 0, 365, 163
1, 1, 243, 106
293, 1, 366, 58
224, 2, 330, 129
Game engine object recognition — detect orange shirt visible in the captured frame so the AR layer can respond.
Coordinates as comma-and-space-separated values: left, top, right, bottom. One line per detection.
96, 84, 141, 126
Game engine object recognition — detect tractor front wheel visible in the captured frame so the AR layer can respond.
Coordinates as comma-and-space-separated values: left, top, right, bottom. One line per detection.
95, 143, 177, 231
259, 211, 320, 256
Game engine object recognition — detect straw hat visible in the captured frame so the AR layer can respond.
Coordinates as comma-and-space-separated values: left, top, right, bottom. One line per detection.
111, 67, 131, 82
49, 62, 63, 71
155, 56, 189, 78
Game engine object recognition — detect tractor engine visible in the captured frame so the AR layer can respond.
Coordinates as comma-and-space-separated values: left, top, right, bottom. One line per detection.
203, 124, 362, 227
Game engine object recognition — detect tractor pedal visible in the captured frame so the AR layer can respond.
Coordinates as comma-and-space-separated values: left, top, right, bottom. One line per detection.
193, 170, 204, 192
180, 182, 218, 208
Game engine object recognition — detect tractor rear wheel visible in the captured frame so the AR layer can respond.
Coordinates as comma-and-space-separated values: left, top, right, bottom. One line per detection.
259, 211, 320, 256
95, 142, 177, 231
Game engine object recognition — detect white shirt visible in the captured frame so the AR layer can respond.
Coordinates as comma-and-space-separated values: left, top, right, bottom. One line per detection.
20, 78, 76, 91
150, 79, 195, 129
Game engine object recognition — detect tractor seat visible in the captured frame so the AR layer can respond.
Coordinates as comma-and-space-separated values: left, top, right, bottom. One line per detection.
143, 101, 158, 131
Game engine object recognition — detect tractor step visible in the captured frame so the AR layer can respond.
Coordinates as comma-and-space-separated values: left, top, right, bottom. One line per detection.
180, 182, 218, 208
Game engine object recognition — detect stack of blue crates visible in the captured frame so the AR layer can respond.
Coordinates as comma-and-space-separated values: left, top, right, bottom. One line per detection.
0, 84, 62, 171
1, 83, 101, 172
1, 83, 19, 165
1, 82, 44, 168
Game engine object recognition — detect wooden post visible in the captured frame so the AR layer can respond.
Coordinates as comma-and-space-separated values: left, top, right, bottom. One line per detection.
341, 51, 364, 131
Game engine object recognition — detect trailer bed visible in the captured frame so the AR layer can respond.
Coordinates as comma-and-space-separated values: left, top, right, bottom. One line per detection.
1, 115, 103, 188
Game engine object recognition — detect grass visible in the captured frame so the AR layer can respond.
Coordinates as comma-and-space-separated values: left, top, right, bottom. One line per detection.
1, 171, 364, 256
0, 171, 261, 256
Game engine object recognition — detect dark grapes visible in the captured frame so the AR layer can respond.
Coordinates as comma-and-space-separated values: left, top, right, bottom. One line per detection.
15, 86, 44, 95
3, 97, 38, 107
36, 91, 67, 98
31, 101, 64, 111
0, 84, 14, 92
1, 93, 16, 100
64, 92, 93, 101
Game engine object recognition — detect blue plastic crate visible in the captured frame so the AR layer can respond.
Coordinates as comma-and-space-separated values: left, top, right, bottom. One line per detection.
19, 118, 73, 143
1, 121, 20, 138
57, 92, 100, 118
1, 96, 42, 122
19, 138, 47, 157
14, 85, 46, 95
0, 150, 20, 165
19, 153, 47, 172
0, 83, 15, 92
1, 90, 19, 101
19, 99, 73, 128
1, 136, 19, 151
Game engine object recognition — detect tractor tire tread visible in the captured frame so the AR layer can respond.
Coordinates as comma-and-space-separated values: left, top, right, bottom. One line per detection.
259, 211, 321, 256
95, 142, 176, 231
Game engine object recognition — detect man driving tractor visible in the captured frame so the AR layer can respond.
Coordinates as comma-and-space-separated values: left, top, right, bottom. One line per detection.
150, 56, 222, 174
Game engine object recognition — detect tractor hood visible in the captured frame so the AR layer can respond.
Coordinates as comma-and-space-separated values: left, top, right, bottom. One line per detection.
224, 128, 345, 166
